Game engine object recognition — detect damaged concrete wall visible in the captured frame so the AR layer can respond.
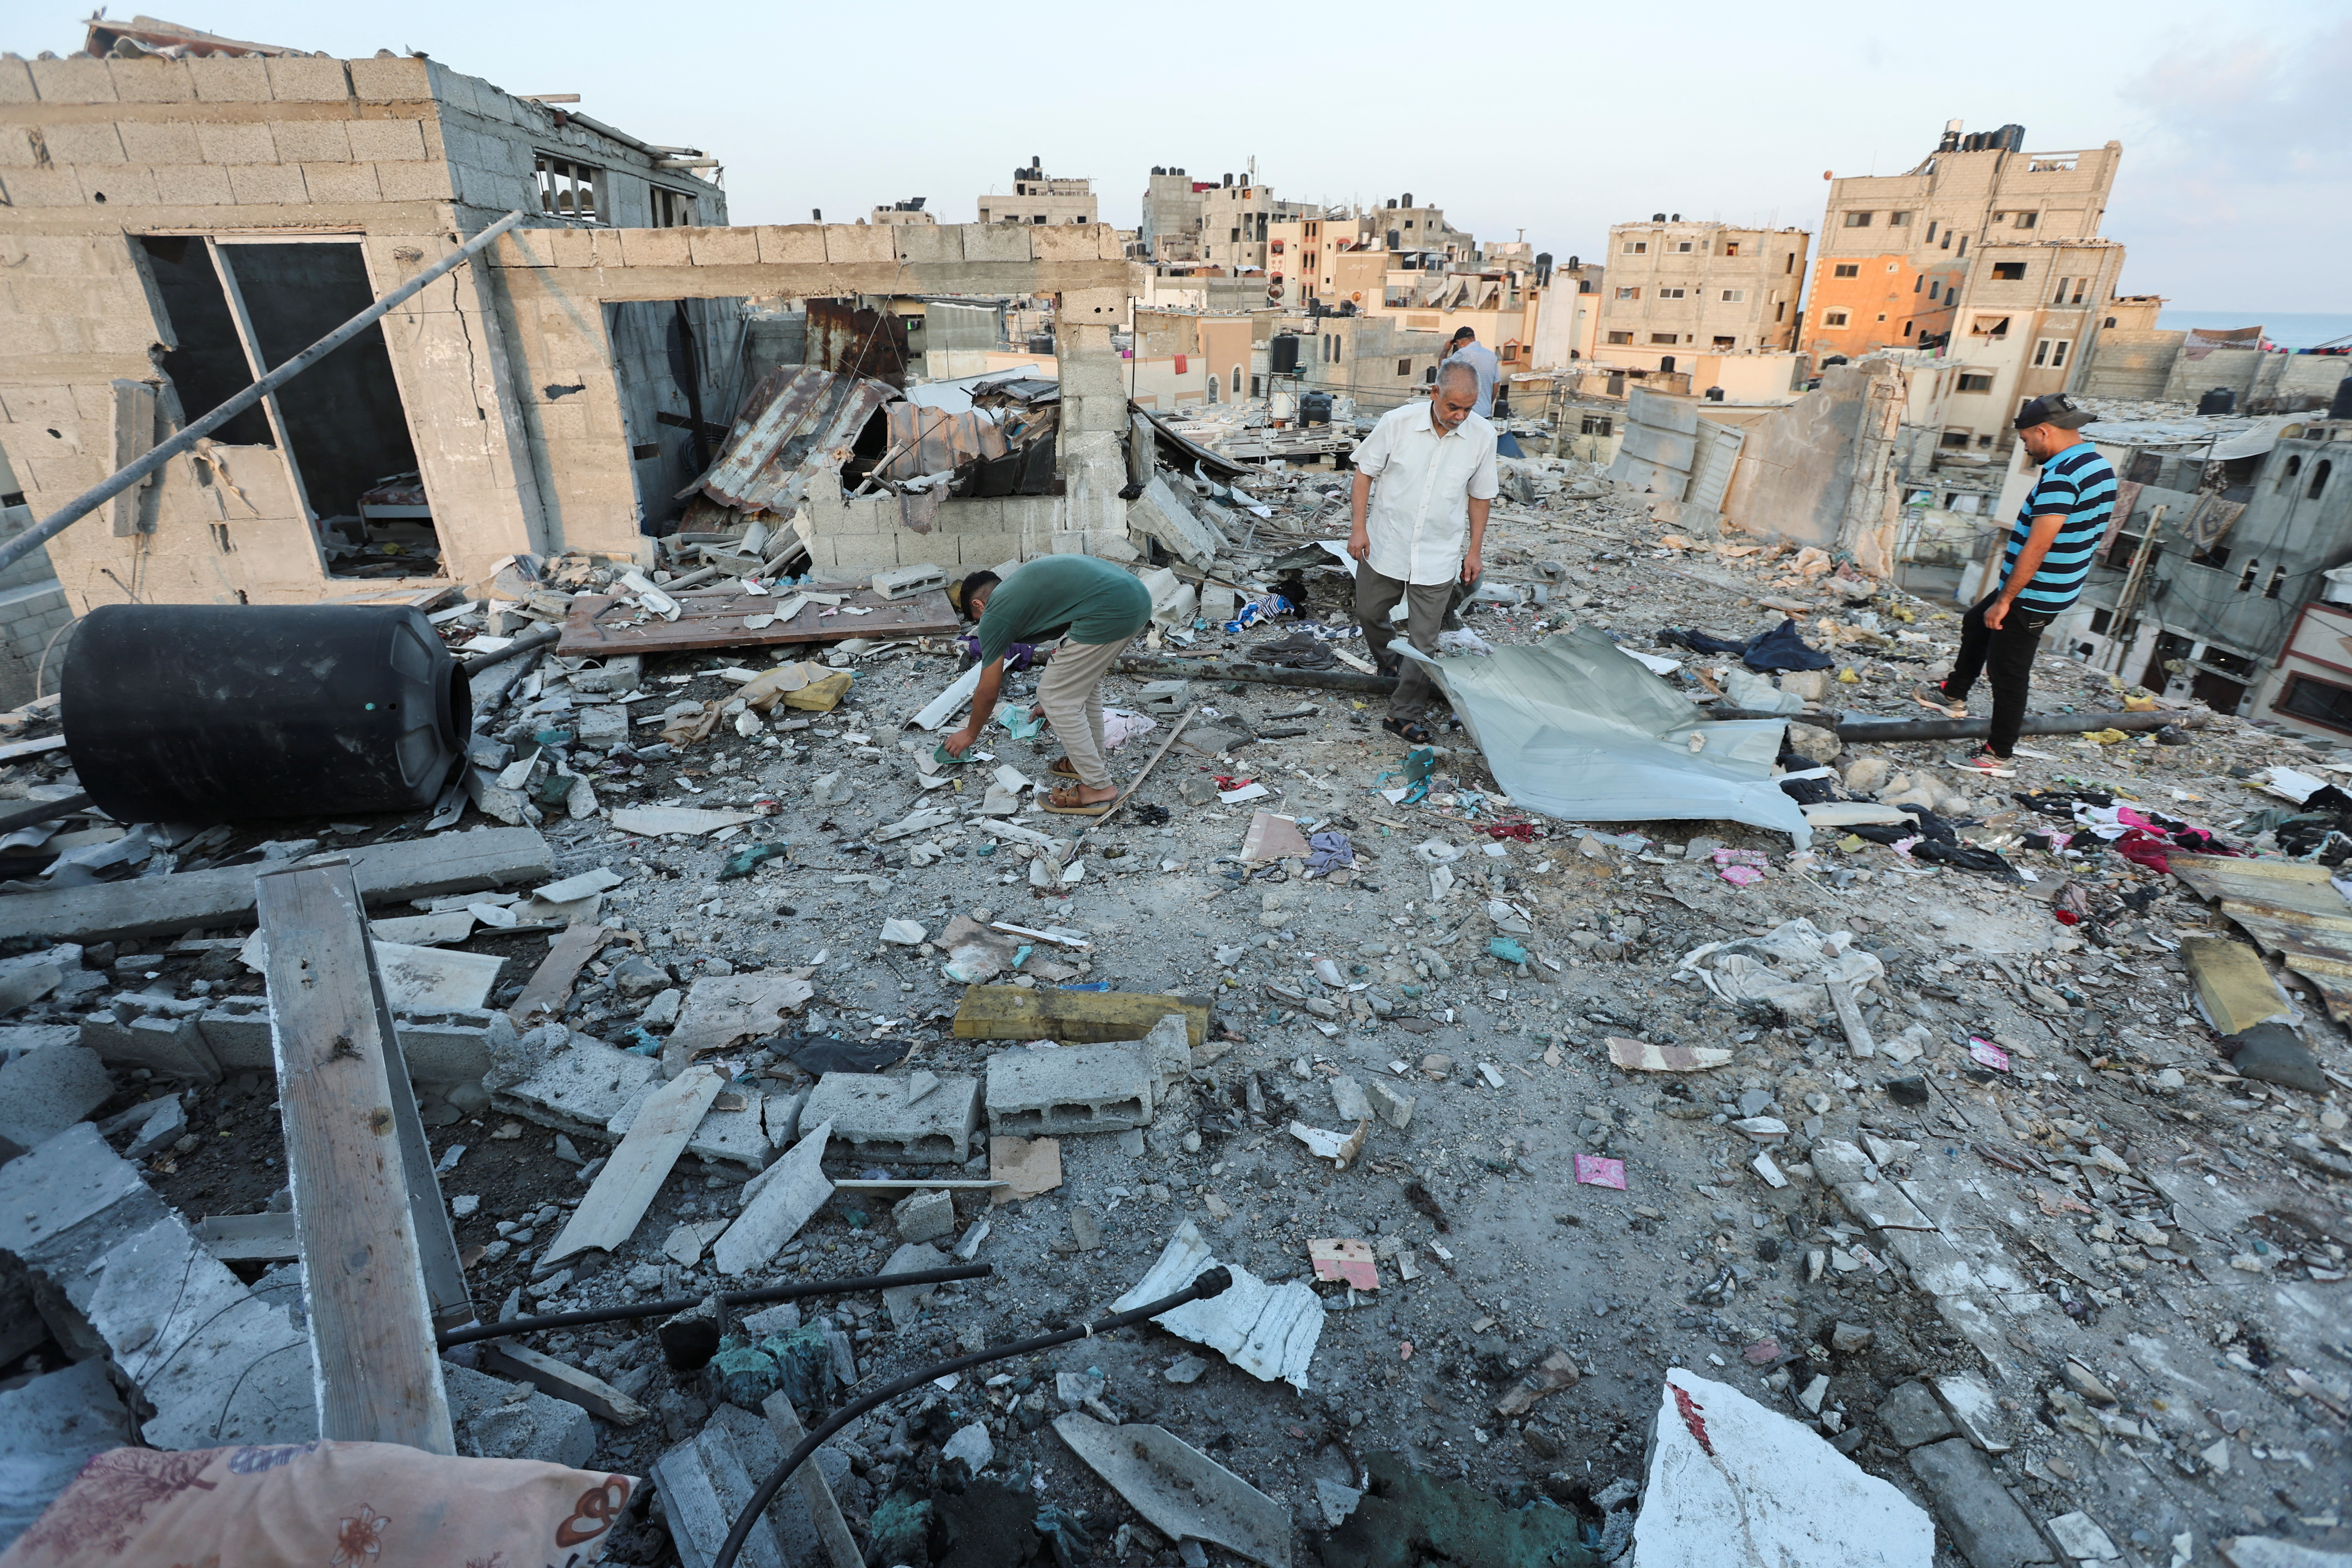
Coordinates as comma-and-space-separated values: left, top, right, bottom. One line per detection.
0, 50, 720, 610
1722, 357, 1907, 577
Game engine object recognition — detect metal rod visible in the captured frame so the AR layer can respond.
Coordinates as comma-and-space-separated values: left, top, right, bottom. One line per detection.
455, 623, 561, 673
1114, 653, 1396, 694
0, 791, 93, 837
1707, 706, 2198, 742
710, 1268, 1233, 1568
0, 210, 530, 578
434, 1262, 993, 1349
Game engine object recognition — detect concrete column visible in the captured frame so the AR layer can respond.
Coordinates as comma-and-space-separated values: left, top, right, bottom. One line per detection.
1053, 290, 1138, 561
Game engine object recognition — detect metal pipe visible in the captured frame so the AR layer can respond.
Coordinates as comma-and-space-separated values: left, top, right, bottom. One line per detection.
1114, 653, 1396, 694
455, 624, 561, 674
1708, 706, 2197, 742
0, 210, 530, 578
0, 791, 92, 836
710, 1267, 1233, 1568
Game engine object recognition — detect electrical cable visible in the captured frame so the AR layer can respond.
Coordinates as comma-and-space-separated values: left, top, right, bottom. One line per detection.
710, 1267, 1234, 1568
434, 1263, 992, 1349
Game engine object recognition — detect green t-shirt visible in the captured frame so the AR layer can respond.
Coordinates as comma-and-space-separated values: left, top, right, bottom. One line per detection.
975, 556, 1152, 667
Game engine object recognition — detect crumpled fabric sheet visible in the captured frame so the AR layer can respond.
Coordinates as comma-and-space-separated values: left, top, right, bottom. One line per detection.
1247, 632, 1337, 669
1659, 618, 1834, 673
1304, 831, 1355, 875
958, 633, 1039, 673
1679, 917, 1884, 1016
1101, 708, 1156, 749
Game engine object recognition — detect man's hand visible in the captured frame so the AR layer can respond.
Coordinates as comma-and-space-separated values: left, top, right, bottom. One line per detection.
1460, 551, 1482, 586
940, 723, 979, 758
1982, 597, 2010, 632
1348, 525, 1371, 563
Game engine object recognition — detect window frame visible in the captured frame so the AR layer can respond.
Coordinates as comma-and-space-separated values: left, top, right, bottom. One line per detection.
534, 153, 601, 222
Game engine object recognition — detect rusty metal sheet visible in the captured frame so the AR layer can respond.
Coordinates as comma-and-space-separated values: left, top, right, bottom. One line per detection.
878, 405, 1007, 481
682, 366, 896, 517
806, 300, 909, 387
556, 585, 959, 658
2167, 852, 2352, 1022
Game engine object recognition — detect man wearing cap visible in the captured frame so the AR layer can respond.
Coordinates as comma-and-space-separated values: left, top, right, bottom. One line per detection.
1918, 394, 2116, 765
1442, 327, 1500, 419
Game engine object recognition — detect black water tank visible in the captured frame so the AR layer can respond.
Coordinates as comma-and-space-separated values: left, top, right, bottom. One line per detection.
1270, 333, 1300, 374
2333, 375, 2352, 421
1027, 332, 1054, 354
1300, 392, 1333, 426
63, 603, 468, 824
1705, 386, 1726, 401
2198, 386, 2236, 415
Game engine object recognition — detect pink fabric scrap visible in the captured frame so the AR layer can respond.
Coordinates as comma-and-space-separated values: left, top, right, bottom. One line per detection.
1968, 1037, 2012, 1072
1574, 1154, 1628, 1190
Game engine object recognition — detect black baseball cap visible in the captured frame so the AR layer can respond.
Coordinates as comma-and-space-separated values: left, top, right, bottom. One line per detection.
2015, 393, 2094, 431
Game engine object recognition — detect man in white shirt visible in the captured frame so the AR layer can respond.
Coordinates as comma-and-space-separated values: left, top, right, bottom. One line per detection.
1348, 361, 1498, 742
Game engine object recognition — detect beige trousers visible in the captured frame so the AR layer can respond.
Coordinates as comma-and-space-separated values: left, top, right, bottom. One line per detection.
1034, 637, 1127, 788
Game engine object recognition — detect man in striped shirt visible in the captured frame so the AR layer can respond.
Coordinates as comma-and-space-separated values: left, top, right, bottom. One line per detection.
1919, 393, 2116, 765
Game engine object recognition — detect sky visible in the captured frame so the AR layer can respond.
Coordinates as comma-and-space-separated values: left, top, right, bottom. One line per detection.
40, 0, 2349, 316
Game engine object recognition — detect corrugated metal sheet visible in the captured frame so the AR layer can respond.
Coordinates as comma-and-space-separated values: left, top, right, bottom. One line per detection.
2167, 852, 2352, 1022
681, 366, 896, 517
806, 299, 909, 388
877, 404, 1008, 481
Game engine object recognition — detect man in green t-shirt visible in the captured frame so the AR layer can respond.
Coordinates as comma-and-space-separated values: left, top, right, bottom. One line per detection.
942, 556, 1152, 815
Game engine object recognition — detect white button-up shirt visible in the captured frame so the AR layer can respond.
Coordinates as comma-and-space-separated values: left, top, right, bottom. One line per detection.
1355, 399, 1499, 585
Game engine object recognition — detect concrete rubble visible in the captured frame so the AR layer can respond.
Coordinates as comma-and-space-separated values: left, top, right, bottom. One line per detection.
0, 20, 2343, 1567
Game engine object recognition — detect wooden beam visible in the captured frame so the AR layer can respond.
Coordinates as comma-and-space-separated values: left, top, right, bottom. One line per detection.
481, 1342, 648, 1426
763, 1391, 864, 1568
952, 985, 1208, 1048
257, 859, 456, 1454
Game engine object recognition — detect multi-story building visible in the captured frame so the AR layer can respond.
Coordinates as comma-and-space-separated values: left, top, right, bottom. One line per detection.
1140, 167, 1211, 261
1198, 174, 1315, 273
869, 198, 934, 226
976, 158, 1096, 226
1932, 239, 2130, 451
1591, 220, 1809, 372
1266, 212, 1381, 311
1802, 121, 2123, 364
1366, 195, 1473, 264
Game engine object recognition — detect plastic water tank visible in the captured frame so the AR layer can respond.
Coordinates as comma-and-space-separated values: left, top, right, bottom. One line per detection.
2331, 374, 2352, 421
1269, 334, 1300, 375
1299, 392, 1333, 426
2198, 386, 2236, 416
63, 603, 469, 824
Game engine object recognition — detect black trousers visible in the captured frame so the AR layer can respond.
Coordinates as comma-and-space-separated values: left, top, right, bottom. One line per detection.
1939, 590, 2055, 757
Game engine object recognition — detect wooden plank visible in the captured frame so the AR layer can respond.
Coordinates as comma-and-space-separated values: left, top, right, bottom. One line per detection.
195, 1210, 299, 1263
256, 860, 455, 1453
831, 1178, 1005, 1193
951, 985, 1207, 1048
763, 1390, 864, 1568
0, 824, 553, 944
0, 735, 68, 764
556, 585, 959, 657
2181, 936, 2286, 1036
542, 1064, 725, 1266
508, 922, 612, 1026
481, 1342, 649, 1425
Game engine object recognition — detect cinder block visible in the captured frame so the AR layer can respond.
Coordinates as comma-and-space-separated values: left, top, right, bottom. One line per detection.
0, 57, 35, 104
0, 168, 88, 208
267, 118, 351, 162
753, 224, 825, 266
823, 224, 892, 265
27, 58, 115, 103
373, 160, 452, 202
443, 1361, 591, 1467
619, 227, 693, 268
0, 1045, 113, 1162
985, 1043, 1156, 1136
225, 162, 307, 204
195, 997, 270, 1070
298, 161, 381, 205
347, 55, 434, 103
346, 116, 428, 162
193, 120, 276, 164
686, 225, 758, 266
81, 165, 159, 207
38, 121, 127, 165
186, 53, 271, 102
116, 120, 201, 163
892, 1187, 956, 1243
802, 1072, 978, 1164
892, 224, 958, 267
107, 57, 194, 103
147, 162, 234, 206
494, 1032, 659, 1140
80, 1010, 221, 1084
263, 55, 350, 102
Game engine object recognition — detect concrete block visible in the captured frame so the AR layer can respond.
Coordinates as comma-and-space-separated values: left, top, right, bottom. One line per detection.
395, 1010, 502, 1082
443, 1361, 594, 1468
1906, 1438, 2052, 1568
0, 167, 82, 207
148, 162, 235, 205
186, 53, 272, 102
81, 1009, 222, 1083
610, 1086, 771, 1173
0, 1023, 84, 1063
495, 1031, 660, 1138
301, 161, 384, 205
38, 121, 128, 165
802, 1072, 978, 1163
0, 57, 35, 104
116, 119, 202, 163
226, 163, 308, 204
892, 224, 959, 266
195, 995, 272, 1069
1878, 1381, 1957, 1448
264, 55, 351, 101
27, 57, 116, 103
106, 57, 195, 103
346, 116, 429, 162
824, 224, 892, 265
1031, 224, 1098, 263
621, 228, 694, 268
892, 1187, 956, 1243
986, 1043, 1155, 1136
0, 1358, 136, 1554
348, 54, 435, 103
687, 226, 759, 266
375, 160, 455, 202
0, 1044, 113, 1161
105, 1094, 185, 1160
962, 224, 1033, 264
77, 163, 158, 207
752, 224, 827, 266
194, 120, 278, 165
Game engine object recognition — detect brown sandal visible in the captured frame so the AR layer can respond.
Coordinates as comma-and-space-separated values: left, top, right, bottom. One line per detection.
1047, 756, 1079, 778
1040, 783, 1113, 816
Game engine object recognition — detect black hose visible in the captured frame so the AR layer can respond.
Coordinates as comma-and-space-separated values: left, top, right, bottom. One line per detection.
456, 623, 562, 673
435, 1264, 993, 1349
710, 1267, 1235, 1568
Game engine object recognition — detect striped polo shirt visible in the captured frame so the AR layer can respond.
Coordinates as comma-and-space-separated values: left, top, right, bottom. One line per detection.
2001, 440, 2116, 614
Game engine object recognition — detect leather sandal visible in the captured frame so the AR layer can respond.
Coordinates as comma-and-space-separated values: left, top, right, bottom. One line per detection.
1040, 783, 1113, 815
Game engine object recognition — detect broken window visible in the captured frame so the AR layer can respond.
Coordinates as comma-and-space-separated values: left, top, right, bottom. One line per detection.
651, 187, 696, 228
1833, 264, 1859, 278
2281, 675, 2352, 734
535, 154, 599, 221
1712, 336, 1735, 348
1396, 358, 1412, 377
1941, 431, 1971, 449
2311, 460, 2333, 500
136, 236, 273, 448
1822, 310, 1850, 327
607, 295, 747, 534
1616, 286, 1640, 300
2239, 561, 2260, 594
1580, 414, 1613, 435
1992, 262, 2027, 281
1606, 331, 1634, 345
1844, 211, 1873, 227
1957, 373, 1995, 392
1970, 316, 2009, 338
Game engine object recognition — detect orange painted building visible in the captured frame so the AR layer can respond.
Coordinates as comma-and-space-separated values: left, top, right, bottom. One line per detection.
1805, 254, 1971, 361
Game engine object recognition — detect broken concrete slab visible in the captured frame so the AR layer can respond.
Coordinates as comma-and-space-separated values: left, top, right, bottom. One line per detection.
1053, 1413, 1288, 1568
801, 1072, 978, 1163
664, 973, 816, 1064
1906, 1438, 2051, 1567
1110, 1221, 1322, 1392
880, 1240, 946, 1328
79, 1008, 221, 1083
494, 1029, 662, 1138
442, 1361, 595, 1469
545, 1064, 726, 1266
892, 1186, 956, 1243
1129, 475, 1223, 570
2219, 1541, 2352, 1568
655, 1400, 846, 1568
1633, 1367, 1933, 1568
0, 1357, 136, 1554
1877, 1380, 1958, 1448
0, 1042, 113, 1161
714, 1121, 834, 1276
985, 1041, 1156, 1135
